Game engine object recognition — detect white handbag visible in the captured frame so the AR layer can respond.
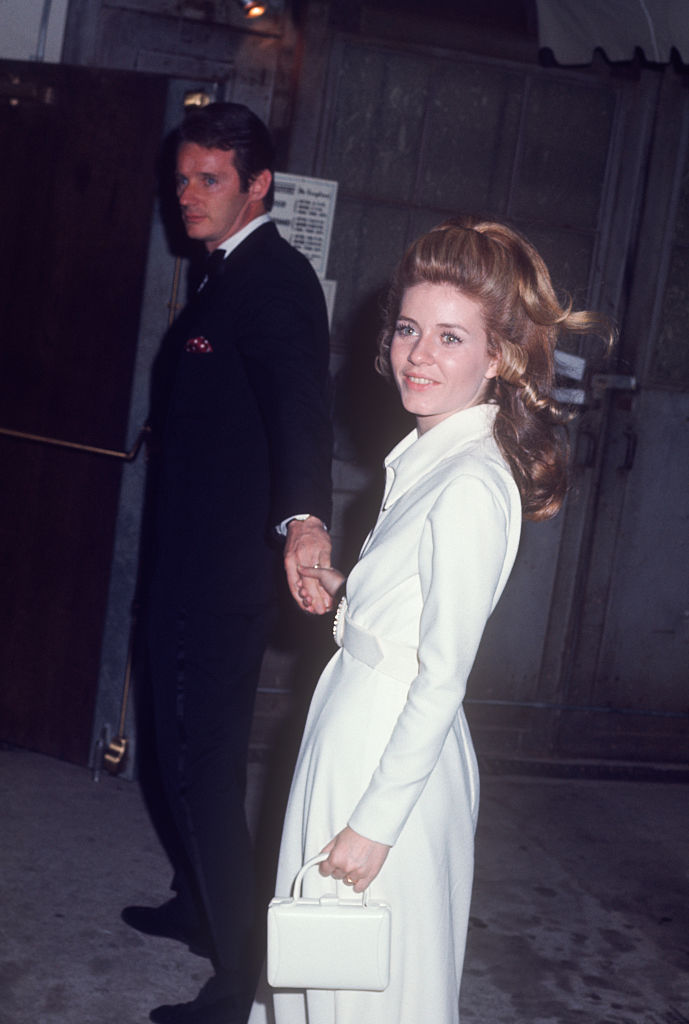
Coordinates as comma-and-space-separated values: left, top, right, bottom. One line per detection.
267, 852, 391, 991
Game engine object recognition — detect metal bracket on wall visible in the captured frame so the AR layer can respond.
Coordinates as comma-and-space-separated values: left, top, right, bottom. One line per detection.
0, 72, 56, 107
590, 373, 637, 394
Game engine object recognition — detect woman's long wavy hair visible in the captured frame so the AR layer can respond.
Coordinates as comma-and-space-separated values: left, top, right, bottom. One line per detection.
376, 218, 614, 520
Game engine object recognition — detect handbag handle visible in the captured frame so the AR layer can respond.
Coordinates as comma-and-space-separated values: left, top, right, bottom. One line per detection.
293, 852, 370, 907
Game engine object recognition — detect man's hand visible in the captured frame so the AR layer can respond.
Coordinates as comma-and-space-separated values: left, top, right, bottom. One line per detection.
319, 826, 391, 894
284, 517, 333, 615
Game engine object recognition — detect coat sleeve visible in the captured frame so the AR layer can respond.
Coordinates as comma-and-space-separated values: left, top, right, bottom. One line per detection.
236, 257, 333, 529
347, 473, 512, 846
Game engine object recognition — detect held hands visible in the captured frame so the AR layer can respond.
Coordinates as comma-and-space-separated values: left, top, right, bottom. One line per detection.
284, 517, 334, 615
297, 563, 345, 613
318, 826, 391, 894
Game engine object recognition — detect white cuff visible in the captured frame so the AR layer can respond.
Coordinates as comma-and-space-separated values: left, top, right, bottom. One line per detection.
274, 513, 328, 537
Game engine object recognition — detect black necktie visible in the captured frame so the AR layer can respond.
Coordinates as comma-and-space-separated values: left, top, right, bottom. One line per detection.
199, 249, 226, 290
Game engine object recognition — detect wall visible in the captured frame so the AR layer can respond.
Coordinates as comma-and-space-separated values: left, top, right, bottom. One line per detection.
0, 0, 69, 62
18, 0, 688, 771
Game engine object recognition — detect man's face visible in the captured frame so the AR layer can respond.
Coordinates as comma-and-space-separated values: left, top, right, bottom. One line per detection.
175, 143, 262, 251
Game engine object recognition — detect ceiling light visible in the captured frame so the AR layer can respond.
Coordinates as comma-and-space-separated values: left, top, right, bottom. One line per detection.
238, 0, 266, 16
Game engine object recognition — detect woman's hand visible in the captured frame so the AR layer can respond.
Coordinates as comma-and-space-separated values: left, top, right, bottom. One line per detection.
318, 826, 390, 894
284, 518, 333, 615
297, 565, 345, 612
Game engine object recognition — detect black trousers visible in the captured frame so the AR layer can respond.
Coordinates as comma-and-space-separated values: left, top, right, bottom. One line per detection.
147, 590, 269, 993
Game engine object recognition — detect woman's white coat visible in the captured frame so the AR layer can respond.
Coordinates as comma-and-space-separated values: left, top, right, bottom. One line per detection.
250, 403, 521, 1024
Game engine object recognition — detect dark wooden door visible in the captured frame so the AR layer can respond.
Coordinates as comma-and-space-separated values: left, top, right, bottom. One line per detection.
0, 61, 166, 764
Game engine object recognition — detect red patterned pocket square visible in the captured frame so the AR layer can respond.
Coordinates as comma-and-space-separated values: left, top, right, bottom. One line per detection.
185, 336, 213, 354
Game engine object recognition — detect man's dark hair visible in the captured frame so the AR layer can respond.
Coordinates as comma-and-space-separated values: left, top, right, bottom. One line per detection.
177, 101, 276, 210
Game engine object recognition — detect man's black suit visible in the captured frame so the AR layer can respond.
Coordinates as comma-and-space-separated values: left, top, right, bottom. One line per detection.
146, 220, 332, 1000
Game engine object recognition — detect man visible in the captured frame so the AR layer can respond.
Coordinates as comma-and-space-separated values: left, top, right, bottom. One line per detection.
123, 102, 333, 1024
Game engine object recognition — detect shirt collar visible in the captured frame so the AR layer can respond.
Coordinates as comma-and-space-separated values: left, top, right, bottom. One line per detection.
382, 404, 498, 510
215, 213, 272, 259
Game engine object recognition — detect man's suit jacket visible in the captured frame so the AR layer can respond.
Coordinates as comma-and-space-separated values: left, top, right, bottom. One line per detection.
149, 221, 332, 612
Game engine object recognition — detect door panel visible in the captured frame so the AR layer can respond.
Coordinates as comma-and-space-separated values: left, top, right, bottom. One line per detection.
0, 61, 166, 764
511, 76, 616, 229
561, 75, 689, 761
575, 390, 689, 711
321, 43, 430, 202
416, 63, 525, 212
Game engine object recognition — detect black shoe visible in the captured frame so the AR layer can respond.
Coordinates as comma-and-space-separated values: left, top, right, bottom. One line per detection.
149, 976, 245, 1024
121, 898, 211, 958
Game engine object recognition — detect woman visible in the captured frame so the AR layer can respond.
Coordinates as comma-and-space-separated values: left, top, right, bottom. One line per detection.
249, 218, 612, 1024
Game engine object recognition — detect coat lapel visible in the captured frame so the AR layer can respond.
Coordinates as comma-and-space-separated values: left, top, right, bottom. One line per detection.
382, 404, 498, 510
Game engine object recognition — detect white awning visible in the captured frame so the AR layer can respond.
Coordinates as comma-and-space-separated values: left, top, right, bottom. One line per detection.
536, 0, 689, 64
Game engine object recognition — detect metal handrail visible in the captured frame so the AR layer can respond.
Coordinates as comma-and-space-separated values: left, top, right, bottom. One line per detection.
1, 253, 184, 465
0, 424, 150, 461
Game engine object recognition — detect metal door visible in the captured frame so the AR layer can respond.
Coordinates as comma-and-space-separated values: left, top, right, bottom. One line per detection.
308, 36, 687, 762
557, 72, 689, 763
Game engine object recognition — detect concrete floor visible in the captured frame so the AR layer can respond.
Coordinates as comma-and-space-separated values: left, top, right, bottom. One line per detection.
1, 745, 688, 1024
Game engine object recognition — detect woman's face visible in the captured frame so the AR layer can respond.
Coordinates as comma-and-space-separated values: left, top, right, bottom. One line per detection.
390, 282, 499, 434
